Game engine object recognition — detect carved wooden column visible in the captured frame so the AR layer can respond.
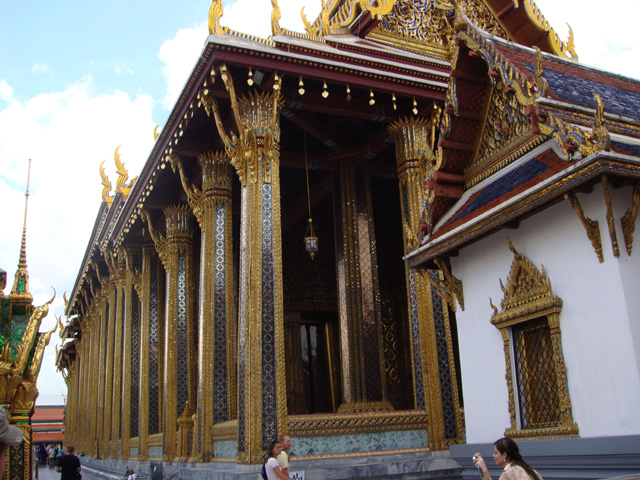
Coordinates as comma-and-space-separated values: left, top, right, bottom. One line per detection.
333, 160, 390, 411
388, 116, 463, 449
168, 151, 235, 460
145, 205, 196, 460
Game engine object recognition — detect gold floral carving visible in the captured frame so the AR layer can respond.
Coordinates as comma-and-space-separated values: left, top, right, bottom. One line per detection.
491, 239, 578, 438
621, 182, 640, 256
538, 94, 611, 159
419, 261, 464, 312
142, 210, 170, 269
475, 78, 531, 165
204, 64, 284, 187
458, 22, 547, 106
168, 153, 205, 225
288, 410, 428, 437
601, 175, 620, 257
564, 192, 603, 263
302, 0, 397, 38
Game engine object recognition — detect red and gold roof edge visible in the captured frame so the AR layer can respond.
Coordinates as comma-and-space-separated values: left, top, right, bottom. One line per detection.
408, 153, 640, 268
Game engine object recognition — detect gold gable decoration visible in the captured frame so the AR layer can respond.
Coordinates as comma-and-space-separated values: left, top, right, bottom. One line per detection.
367, 0, 508, 59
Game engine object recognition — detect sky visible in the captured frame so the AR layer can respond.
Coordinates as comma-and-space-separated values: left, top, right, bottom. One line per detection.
1, 0, 638, 407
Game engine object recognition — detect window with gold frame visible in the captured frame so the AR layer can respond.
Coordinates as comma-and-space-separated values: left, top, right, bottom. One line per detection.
490, 240, 579, 439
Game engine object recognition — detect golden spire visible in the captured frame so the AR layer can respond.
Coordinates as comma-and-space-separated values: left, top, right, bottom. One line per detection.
10, 159, 33, 304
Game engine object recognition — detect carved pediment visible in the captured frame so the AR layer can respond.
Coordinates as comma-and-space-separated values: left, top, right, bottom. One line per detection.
491, 239, 561, 326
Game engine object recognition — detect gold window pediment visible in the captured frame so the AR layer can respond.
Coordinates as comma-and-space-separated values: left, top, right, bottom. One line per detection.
490, 239, 562, 328
490, 238, 578, 440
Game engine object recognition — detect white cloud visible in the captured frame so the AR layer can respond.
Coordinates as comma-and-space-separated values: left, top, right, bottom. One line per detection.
159, 24, 208, 110
115, 65, 135, 76
0, 76, 156, 403
156, 0, 322, 112
32, 63, 50, 74
0, 80, 14, 104
534, 0, 640, 80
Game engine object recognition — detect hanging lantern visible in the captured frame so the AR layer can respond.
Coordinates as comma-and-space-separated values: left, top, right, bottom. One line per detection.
303, 131, 318, 259
304, 218, 319, 259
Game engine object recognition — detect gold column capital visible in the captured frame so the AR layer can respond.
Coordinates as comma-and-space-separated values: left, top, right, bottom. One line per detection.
163, 204, 194, 242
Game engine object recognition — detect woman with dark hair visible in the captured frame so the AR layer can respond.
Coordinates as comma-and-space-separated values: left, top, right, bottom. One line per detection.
473, 437, 542, 480
264, 440, 289, 480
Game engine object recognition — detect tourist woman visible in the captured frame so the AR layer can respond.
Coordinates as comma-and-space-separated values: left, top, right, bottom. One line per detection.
264, 440, 289, 480
473, 437, 542, 480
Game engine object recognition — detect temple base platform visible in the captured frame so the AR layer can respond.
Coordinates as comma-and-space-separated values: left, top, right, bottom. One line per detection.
78, 450, 464, 480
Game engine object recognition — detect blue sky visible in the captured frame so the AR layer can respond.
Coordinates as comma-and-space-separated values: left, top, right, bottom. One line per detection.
1, 1, 206, 119
0, 0, 638, 406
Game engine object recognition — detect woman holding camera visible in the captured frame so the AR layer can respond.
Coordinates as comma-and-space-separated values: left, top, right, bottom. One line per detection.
473, 437, 542, 480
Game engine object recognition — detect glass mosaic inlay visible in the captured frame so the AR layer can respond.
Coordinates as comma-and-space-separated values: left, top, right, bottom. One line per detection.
213, 203, 228, 423
149, 257, 160, 435
130, 290, 139, 438
408, 269, 425, 410
356, 175, 382, 402
103, 304, 109, 435
119, 290, 125, 440
176, 250, 189, 418
237, 188, 248, 453
430, 275, 457, 439
261, 183, 277, 448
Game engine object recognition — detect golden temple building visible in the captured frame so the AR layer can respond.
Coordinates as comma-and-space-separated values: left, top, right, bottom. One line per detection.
58, 0, 640, 478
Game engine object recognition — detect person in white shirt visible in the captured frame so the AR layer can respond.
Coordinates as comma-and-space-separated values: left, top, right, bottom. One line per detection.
264, 440, 288, 480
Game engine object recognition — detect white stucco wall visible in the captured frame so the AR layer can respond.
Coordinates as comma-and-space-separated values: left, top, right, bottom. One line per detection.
450, 182, 640, 443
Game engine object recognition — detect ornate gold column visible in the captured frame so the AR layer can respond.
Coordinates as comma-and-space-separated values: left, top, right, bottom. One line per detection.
108, 251, 126, 457
88, 299, 98, 457
333, 160, 390, 411
168, 151, 235, 460
94, 279, 109, 457
121, 248, 140, 460
92, 300, 102, 457
388, 116, 464, 449
145, 205, 196, 460
205, 66, 286, 463
137, 244, 161, 460
102, 270, 117, 456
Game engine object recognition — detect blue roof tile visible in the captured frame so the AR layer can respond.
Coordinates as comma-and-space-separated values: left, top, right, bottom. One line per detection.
524, 64, 640, 119
452, 157, 550, 223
